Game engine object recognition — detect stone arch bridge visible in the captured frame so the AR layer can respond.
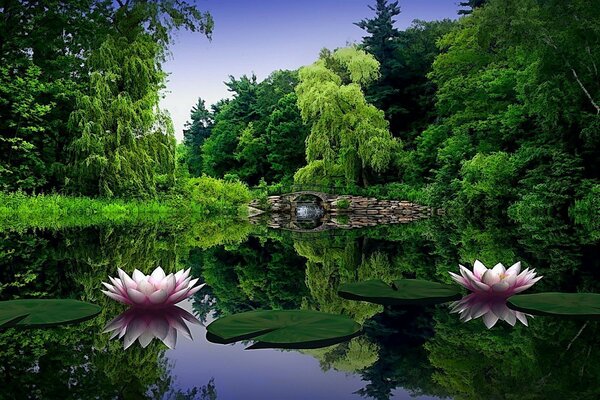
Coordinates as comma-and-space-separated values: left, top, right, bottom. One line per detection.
249, 190, 441, 232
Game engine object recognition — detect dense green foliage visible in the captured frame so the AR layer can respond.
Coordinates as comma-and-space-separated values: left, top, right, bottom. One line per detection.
185, 71, 309, 185
189, 0, 598, 235
0, 0, 212, 197
0, 177, 251, 231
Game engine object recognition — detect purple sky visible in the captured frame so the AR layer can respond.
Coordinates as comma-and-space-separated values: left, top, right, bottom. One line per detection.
161, 0, 461, 141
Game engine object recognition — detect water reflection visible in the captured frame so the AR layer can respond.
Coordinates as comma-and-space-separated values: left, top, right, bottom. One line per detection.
296, 203, 324, 220
0, 218, 598, 399
450, 293, 531, 328
104, 305, 200, 349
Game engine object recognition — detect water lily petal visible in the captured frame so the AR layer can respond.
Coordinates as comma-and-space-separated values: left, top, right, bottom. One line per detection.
491, 263, 506, 275
137, 330, 155, 348
449, 272, 470, 289
137, 279, 156, 296
102, 290, 132, 305
504, 273, 517, 288
185, 283, 205, 297
506, 261, 521, 276
482, 270, 501, 286
149, 316, 170, 340
473, 260, 488, 279
175, 268, 191, 285
109, 277, 128, 296
126, 288, 148, 305
460, 266, 486, 288
132, 269, 146, 283
515, 268, 531, 285
467, 276, 491, 292
178, 308, 201, 325
515, 312, 529, 326
118, 268, 137, 289
162, 328, 177, 349
160, 274, 176, 294
175, 276, 192, 292
150, 266, 166, 283
166, 315, 193, 340
166, 288, 189, 304
482, 312, 499, 329
503, 310, 517, 326
512, 276, 543, 293
149, 289, 168, 304
123, 318, 147, 349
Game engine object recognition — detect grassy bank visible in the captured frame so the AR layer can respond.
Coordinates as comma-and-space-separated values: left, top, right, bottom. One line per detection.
0, 176, 252, 231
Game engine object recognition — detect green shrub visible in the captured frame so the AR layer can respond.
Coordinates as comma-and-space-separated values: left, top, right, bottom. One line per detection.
184, 175, 252, 214
336, 199, 351, 209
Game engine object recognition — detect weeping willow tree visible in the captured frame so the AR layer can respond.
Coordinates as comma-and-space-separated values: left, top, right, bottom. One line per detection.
68, 1, 213, 198
294, 47, 399, 187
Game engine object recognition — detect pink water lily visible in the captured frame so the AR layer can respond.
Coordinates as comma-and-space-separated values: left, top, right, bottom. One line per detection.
450, 293, 531, 329
104, 305, 200, 349
102, 267, 204, 308
449, 260, 542, 297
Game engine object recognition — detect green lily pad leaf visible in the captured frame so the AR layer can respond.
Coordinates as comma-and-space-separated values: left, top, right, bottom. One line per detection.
338, 279, 462, 305
508, 293, 600, 318
206, 310, 361, 349
0, 299, 101, 328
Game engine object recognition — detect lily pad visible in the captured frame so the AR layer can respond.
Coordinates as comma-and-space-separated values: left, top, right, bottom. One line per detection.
508, 293, 600, 318
206, 310, 361, 349
0, 299, 101, 328
338, 279, 461, 305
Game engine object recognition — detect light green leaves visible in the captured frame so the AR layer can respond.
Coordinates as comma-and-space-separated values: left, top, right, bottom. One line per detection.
295, 46, 397, 185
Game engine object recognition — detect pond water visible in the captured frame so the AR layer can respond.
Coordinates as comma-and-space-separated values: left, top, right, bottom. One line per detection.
0, 216, 598, 399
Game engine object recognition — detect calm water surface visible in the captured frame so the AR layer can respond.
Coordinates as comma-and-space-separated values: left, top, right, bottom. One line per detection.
0, 216, 598, 399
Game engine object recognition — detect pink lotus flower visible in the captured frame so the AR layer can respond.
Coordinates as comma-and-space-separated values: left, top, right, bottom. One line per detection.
104, 305, 200, 349
102, 267, 204, 308
450, 293, 531, 329
449, 260, 542, 297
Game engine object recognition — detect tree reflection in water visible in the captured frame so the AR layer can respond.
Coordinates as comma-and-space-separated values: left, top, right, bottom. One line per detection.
0, 215, 598, 399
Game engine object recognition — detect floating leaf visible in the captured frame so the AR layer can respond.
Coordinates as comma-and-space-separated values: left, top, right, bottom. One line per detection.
0, 299, 101, 328
206, 310, 361, 349
508, 293, 600, 318
338, 279, 461, 306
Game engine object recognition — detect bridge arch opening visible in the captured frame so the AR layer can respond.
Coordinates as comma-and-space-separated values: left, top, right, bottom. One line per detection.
285, 192, 327, 222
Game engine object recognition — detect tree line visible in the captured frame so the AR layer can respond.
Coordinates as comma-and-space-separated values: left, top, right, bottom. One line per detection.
0, 0, 212, 198
182, 0, 598, 236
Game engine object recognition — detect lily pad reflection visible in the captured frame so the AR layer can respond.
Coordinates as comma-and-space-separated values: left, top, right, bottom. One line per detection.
206, 310, 361, 349
104, 305, 200, 349
338, 279, 461, 306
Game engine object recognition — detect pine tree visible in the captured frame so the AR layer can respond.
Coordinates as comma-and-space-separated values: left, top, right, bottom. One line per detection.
183, 98, 213, 176
354, 0, 401, 77
355, 1, 403, 137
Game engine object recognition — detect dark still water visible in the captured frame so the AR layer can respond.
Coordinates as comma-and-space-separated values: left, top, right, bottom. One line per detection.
0, 216, 598, 400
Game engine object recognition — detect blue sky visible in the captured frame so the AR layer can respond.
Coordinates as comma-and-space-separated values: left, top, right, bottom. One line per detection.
161, 0, 461, 140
